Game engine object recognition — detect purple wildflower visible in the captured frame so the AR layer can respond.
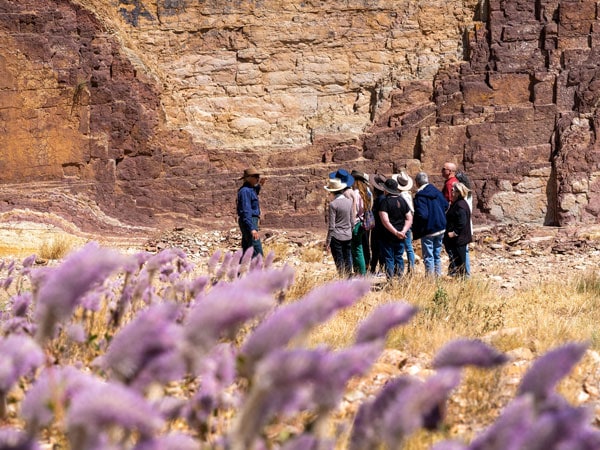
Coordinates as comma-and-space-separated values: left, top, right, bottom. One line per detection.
22, 366, 100, 432
99, 302, 186, 390
183, 268, 294, 363
187, 275, 209, 299
521, 403, 592, 450
517, 342, 588, 401
22, 254, 36, 268
467, 395, 535, 450
349, 377, 419, 450
263, 250, 275, 268
214, 251, 233, 282
248, 253, 264, 272
66, 323, 86, 343
124, 251, 152, 274
132, 433, 199, 450
186, 344, 238, 427
206, 249, 222, 275
281, 434, 332, 450
381, 368, 462, 444
11, 292, 32, 317
227, 249, 244, 280
110, 272, 137, 327
234, 342, 380, 447
80, 290, 104, 312
239, 247, 254, 276
355, 302, 418, 343
2, 276, 13, 290
0, 334, 45, 392
432, 339, 508, 369
2, 317, 36, 335
66, 380, 164, 448
145, 248, 185, 273
0, 427, 40, 450
313, 341, 383, 409
6, 259, 15, 275
32, 242, 129, 343
241, 278, 369, 375
231, 348, 330, 449
431, 441, 468, 450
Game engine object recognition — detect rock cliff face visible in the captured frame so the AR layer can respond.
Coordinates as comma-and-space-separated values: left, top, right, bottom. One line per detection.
0, 0, 599, 232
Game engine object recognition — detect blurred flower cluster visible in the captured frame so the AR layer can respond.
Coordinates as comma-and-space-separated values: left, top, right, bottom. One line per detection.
0, 242, 597, 449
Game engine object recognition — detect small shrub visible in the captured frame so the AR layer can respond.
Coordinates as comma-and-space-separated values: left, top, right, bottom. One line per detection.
576, 270, 600, 296
38, 234, 76, 260
299, 245, 324, 263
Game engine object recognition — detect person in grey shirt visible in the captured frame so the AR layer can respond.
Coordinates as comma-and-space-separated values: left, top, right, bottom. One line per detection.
324, 177, 353, 277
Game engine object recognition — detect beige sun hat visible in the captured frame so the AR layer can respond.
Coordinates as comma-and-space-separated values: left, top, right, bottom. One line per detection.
391, 170, 414, 191
324, 177, 347, 192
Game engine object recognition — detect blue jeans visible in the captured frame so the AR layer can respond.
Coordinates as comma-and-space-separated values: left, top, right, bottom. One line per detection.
421, 234, 443, 276
330, 237, 353, 277
239, 216, 263, 258
381, 239, 406, 279
464, 245, 471, 277
403, 229, 416, 272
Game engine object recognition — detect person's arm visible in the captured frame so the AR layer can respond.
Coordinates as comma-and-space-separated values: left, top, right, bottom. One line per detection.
448, 207, 467, 238
380, 209, 412, 239
378, 210, 403, 239
325, 202, 335, 249
414, 196, 428, 220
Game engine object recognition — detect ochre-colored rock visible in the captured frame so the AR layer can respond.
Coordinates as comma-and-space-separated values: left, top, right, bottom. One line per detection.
0, 0, 599, 233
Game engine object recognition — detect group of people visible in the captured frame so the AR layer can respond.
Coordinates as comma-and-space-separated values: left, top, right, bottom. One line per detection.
323, 163, 473, 279
235, 163, 473, 280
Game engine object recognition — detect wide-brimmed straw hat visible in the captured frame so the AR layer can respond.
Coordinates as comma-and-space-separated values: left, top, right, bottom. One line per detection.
350, 170, 369, 183
369, 173, 388, 192
329, 169, 355, 187
239, 166, 261, 180
382, 178, 402, 195
391, 170, 414, 191
324, 178, 348, 192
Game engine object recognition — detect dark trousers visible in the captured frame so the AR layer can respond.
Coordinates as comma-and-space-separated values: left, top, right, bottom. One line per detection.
362, 229, 371, 270
369, 233, 385, 273
330, 236, 353, 277
445, 242, 468, 277
239, 216, 263, 258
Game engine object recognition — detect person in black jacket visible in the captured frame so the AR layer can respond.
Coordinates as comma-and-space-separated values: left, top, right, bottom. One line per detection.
444, 182, 473, 278
413, 172, 448, 276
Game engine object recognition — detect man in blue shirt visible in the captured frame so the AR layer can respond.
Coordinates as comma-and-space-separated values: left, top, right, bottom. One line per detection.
237, 167, 264, 257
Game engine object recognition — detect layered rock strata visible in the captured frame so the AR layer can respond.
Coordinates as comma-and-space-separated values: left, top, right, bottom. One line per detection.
0, 0, 599, 232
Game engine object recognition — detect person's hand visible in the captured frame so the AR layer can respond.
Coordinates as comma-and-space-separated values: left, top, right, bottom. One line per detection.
251, 230, 259, 240
448, 231, 456, 238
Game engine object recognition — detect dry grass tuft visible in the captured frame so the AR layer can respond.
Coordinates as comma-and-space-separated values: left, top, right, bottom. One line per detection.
266, 241, 293, 263
299, 245, 326, 263
38, 234, 78, 260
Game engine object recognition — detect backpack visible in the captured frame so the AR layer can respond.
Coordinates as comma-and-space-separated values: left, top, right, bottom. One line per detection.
362, 209, 376, 231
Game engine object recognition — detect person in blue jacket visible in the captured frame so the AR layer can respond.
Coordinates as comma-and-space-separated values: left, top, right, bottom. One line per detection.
237, 167, 264, 258
412, 172, 448, 276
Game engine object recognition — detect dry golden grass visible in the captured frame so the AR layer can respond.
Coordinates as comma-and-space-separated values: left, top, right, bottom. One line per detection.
284, 262, 600, 449
38, 234, 79, 260
299, 245, 326, 263
266, 241, 293, 263
294, 269, 600, 356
